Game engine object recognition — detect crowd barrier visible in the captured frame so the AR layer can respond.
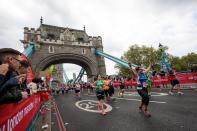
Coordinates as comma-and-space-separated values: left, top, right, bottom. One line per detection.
112, 72, 197, 87
0, 91, 49, 131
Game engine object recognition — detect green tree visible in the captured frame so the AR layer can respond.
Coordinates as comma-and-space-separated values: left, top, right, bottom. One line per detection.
116, 45, 197, 76
116, 44, 160, 76
170, 52, 197, 71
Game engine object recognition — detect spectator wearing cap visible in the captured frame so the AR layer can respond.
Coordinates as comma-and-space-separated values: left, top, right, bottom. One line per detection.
0, 49, 28, 104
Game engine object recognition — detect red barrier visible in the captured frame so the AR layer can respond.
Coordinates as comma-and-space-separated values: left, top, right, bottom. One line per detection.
153, 72, 197, 86
112, 73, 197, 88
0, 91, 48, 131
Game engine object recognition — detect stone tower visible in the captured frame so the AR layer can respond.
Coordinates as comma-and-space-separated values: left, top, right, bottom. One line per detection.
21, 21, 106, 80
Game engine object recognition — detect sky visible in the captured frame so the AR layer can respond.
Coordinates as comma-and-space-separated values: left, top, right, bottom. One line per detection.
0, 0, 197, 79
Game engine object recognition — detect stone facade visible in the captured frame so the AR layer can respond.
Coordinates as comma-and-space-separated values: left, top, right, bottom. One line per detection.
21, 23, 106, 80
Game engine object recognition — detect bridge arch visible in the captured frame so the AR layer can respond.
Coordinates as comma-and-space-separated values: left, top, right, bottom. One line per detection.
35, 53, 98, 79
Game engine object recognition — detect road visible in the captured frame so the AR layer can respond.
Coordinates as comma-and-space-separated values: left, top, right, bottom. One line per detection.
51, 89, 197, 131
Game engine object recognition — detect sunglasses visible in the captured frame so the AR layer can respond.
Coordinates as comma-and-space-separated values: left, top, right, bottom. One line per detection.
9, 57, 22, 62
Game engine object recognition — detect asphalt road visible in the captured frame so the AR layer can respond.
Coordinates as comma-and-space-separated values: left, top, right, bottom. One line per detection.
51, 89, 197, 131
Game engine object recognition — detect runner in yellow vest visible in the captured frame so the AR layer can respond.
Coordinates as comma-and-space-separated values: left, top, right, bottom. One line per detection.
103, 76, 110, 103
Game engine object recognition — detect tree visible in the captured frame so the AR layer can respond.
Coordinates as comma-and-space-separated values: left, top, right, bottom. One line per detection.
116, 44, 197, 76
115, 44, 161, 76
170, 52, 197, 71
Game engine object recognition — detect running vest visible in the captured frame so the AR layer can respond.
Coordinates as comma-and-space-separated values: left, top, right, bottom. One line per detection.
103, 80, 109, 90
137, 72, 148, 90
95, 80, 104, 93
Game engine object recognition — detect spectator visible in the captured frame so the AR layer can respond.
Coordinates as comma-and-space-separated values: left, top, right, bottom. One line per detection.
0, 49, 28, 104
0, 64, 9, 87
17, 60, 31, 94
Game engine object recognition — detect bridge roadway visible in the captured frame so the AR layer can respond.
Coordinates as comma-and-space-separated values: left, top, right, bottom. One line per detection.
51, 88, 197, 131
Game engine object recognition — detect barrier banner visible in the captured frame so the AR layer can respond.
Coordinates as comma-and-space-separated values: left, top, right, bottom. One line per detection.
0, 93, 42, 131
112, 73, 197, 88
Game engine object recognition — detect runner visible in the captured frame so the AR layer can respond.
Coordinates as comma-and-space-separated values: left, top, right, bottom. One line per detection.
168, 67, 184, 95
87, 82, 93, 95
118, 78, 125, 97
56, 83, 60, 95
95, 75, 107, 115
75, 82, 81, 100
129, 63, 151, 117
60, 83, 65, 94
108, 76, 115, 98
103, 76, 110, 103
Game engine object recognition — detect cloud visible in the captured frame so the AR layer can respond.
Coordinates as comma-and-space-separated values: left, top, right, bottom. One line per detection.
0, 0, 197, 76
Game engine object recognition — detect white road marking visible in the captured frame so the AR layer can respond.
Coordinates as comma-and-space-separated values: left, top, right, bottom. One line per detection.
83, 94, 167, 104
113, 97, 167, 104
75, 100, 113, 113
124, 92, 168, 97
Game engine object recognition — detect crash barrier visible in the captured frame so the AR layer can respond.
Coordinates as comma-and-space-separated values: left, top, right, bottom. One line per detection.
0, 91, 49, 131
112, 72, 197, 87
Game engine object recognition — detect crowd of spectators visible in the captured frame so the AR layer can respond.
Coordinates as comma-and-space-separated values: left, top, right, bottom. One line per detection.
0, 49, 47, 104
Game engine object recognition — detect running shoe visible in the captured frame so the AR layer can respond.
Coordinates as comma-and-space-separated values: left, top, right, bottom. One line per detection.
101, 112, 107, 115
139, 107, 143, 113
144, 110, 151, 117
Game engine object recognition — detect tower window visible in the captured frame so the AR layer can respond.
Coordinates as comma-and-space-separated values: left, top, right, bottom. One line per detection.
49, 46, 54, 53
77, 38, 84, 42
81, 48, 86, 54
47, 34, 55, 39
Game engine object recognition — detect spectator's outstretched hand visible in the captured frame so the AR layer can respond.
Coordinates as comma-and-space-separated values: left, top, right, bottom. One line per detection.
0, 64, 9, 75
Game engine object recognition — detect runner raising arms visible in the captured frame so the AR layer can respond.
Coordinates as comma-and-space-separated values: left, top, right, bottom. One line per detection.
95, 75, 107, 115
129, 63, 151, 117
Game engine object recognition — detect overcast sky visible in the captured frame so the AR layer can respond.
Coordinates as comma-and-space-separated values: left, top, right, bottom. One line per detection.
0, 0, 197, 79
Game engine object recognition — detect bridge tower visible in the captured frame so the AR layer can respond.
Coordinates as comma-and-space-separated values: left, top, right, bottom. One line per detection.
21, 21, 106, 80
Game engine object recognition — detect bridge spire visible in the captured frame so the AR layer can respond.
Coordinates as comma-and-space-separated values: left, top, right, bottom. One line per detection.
40, 16, 43, 25
83, 25, 86, 32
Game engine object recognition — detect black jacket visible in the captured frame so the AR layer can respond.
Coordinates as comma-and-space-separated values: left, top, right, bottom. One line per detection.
0, 71, 23, 104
